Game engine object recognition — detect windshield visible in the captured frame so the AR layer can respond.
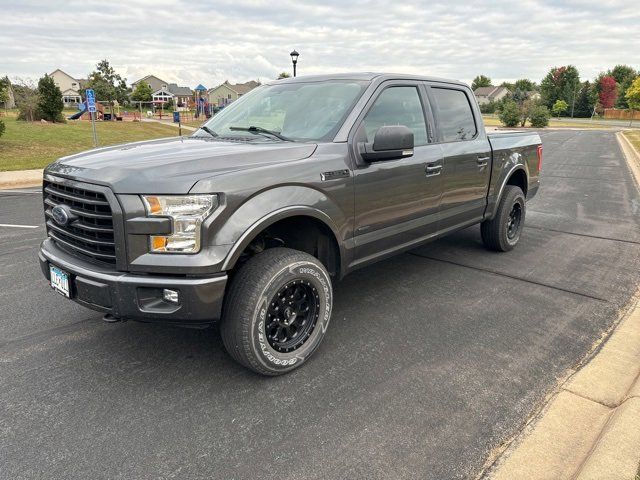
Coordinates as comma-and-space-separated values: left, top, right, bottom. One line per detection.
198, 80, 368, 142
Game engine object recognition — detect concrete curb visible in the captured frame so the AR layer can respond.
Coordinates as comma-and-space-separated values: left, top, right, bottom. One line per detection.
485, 299, 640, 480
618, 131, 640, 189
0, 169, 43, 189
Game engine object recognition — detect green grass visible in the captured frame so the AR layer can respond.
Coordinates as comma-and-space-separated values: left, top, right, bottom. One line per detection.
0, 113, 180, 171
623, 130, 640, 151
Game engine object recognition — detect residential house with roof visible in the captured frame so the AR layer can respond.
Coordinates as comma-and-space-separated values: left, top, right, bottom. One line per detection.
473, 86, 510, 105
131, 75, 169, 93
151, 83, 193, 109
207, 80, 260, 106
49, 69, 85, 106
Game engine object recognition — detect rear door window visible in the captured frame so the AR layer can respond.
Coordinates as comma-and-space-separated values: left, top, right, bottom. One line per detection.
431, 88, 477, 142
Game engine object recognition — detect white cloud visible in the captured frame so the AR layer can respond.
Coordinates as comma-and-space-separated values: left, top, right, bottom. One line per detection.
1, 0, 638, 87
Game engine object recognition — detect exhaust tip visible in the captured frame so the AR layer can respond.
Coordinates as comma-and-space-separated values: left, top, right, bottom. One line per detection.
102, 314, 122, 323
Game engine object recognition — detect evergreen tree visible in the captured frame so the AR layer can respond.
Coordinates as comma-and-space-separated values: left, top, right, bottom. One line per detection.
36, 74, 64, 122
573, 81, 596, 118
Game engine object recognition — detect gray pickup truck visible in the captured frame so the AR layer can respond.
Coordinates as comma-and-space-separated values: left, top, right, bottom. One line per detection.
39, 73, 541, 375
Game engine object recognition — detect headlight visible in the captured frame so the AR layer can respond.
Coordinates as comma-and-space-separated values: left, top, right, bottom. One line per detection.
141, 195, 218, 253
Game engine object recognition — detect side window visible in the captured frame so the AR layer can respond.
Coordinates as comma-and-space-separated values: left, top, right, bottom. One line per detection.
362, 86, 428, 146
431, 88, 477, 142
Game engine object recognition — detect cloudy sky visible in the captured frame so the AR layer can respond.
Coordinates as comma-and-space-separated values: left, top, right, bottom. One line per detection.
1, 0, 638, 88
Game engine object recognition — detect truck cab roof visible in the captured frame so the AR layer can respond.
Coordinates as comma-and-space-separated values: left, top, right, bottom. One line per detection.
265, 72, 468, 88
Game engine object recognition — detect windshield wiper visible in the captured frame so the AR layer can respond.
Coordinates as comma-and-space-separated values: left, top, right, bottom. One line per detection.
229, 125, 291, 141
198, 125, 218, 138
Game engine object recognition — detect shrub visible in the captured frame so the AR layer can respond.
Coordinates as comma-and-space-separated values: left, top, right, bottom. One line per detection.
479, 101, 497, 114
0, 119, 5, 138
37, 74, 64, 122
529, 105, 550, 127
499, 100, 520, 127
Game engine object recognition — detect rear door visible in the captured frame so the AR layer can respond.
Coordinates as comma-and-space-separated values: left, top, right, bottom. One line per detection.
427, 85, 492, 231
350, 81, 444, 265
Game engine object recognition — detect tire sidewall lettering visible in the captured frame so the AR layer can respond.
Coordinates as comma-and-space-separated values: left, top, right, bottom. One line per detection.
251, 261, 332, 369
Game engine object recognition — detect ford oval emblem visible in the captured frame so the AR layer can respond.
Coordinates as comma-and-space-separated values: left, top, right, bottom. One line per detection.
52, 205, 70, 226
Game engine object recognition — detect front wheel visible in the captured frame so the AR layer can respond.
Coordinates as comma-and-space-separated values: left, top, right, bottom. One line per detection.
481, 185, 526, 252
220, 248, 333, 376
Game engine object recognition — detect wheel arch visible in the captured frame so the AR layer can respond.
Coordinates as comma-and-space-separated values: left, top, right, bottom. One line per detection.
220, 206, 344, 277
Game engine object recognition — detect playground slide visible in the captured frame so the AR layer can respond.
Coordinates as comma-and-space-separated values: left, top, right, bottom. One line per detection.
67, 110, 84, 120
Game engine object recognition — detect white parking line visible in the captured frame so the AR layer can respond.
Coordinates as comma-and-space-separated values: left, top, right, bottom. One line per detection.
0, 224, 40, 229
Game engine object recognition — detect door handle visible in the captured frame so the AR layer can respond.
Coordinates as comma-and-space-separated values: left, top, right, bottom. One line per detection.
425, 163, 442, 176
477, 156, 490, 168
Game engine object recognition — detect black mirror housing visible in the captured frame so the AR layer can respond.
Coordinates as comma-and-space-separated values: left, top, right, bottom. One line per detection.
361, 125, 414, 162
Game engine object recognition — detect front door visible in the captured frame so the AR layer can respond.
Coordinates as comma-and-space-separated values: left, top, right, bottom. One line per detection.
351, 83, 444, 266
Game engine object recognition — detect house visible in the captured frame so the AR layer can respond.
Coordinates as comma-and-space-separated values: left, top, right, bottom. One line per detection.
0, 77, 16, 109
49, 69, 85, 106
131, 75, 169, 93
151, 83, 193, 109
473, 86, 510, 105
207, 80, 260, 106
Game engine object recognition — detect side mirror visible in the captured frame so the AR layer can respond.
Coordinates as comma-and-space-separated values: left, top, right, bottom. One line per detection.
361, 125, 414, 162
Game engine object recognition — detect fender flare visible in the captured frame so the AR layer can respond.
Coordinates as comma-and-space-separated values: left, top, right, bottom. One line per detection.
487, 164, 529, 220
220, 205, 344, 272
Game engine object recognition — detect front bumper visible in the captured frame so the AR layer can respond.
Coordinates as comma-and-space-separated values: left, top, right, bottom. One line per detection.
39, 238, 227, 324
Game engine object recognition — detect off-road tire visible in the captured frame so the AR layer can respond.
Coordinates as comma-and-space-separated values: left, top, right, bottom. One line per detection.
481, 185, 526, 252
220, 248, 333, 376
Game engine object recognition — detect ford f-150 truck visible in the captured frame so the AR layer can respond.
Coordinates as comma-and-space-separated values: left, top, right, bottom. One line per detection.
39, 73, 541, 375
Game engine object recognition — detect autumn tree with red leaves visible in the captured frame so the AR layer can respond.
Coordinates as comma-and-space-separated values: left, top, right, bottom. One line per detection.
598, 75, 618, 109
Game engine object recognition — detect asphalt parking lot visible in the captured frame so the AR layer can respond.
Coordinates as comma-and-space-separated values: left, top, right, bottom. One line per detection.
1, 130, 639, 480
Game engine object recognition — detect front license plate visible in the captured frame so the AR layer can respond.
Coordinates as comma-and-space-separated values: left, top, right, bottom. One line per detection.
50, 265, 70, 298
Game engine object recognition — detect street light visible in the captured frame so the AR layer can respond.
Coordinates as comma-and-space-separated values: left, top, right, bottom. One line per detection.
290, 50, 299, 77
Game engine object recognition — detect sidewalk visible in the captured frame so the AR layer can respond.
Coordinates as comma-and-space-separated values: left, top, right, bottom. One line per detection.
0, 169, 43, 189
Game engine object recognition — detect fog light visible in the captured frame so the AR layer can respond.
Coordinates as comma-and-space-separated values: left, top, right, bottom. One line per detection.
162, 289, 180, 304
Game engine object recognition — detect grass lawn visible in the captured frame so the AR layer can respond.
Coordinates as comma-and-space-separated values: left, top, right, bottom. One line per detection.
0, 113, 180, 172
623, 130, 640, 151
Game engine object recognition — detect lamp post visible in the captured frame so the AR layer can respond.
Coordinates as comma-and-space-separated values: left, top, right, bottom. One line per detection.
290, 50, 299, 77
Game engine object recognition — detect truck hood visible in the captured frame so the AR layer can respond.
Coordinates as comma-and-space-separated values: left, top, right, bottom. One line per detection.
44, 136, 317, 194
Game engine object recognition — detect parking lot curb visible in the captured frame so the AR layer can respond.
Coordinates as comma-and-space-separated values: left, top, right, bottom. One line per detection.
0, 169, 43, 190
483, 294, 640, 480
617, 131, 640, 188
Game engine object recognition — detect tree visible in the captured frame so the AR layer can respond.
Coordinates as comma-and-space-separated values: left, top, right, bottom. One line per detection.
0, 119, 5, 138
14, 78, 39, 122
598, 75, 617, 109
131, 81, 152, 102
552, 99, 568, 117
610, 65, 638, 108
573, 81, 597, 118
84, 60, 129, 119
36, 74, 64, 122
514, 79, 536, 92
472, 75, 492, 91
540, 65, 580, 109
0, 83, 8, 108
626, 77, 640, 111
499, 100, 520, 127
277, 72, 291, 79
500, 81, 515, 92
529, 105, 550, 127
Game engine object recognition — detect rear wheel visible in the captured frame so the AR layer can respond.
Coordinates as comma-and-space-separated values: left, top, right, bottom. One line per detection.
481, 185, 526, 252
220, 247, 333, 376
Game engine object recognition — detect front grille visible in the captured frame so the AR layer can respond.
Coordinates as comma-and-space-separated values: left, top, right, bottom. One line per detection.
43, 180, 116, 264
